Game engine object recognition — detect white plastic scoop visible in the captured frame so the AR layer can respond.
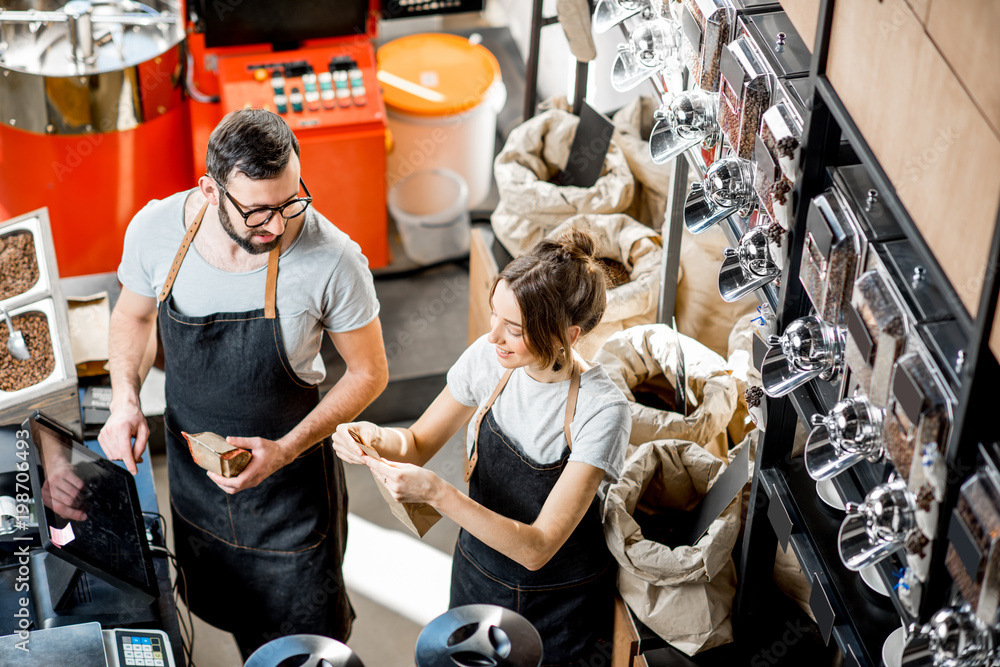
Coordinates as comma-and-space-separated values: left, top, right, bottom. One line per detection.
0, 305, 29, 360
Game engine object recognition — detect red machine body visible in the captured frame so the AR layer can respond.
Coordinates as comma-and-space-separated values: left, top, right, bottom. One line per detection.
186, 2, 389, 267
0, 33, 194, 278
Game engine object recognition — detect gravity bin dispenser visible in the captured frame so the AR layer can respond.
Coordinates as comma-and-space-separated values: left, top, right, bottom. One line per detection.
0, 208, 80, 438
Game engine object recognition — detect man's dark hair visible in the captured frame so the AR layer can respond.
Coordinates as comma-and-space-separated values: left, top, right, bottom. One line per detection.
206, 108, 301, 188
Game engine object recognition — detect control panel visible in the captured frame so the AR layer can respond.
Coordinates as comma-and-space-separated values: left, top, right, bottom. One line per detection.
214, 39, 389, 267
216, 41, 385, 132
103, 628, 176, 667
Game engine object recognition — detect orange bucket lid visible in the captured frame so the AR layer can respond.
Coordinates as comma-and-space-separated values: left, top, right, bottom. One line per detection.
377, 33, 502, 117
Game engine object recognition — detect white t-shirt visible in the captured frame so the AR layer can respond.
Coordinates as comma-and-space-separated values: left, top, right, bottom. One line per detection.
447, 335, 631, 486
117, 189, 380, 384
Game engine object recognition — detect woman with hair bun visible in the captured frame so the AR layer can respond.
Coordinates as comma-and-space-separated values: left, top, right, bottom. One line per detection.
333, 229, 631, 664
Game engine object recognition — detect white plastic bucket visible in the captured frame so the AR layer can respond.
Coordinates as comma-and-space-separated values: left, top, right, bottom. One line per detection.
386, 82, 506, 211
388, 169, 471, 266
379, 33, 506, 211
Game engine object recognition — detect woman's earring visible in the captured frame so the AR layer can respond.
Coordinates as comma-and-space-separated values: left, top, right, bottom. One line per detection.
552, 347, 565, 372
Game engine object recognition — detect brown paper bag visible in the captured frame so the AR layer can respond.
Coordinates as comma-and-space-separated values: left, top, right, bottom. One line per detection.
351, 429, 442, 538
66, 292, 111, 377
602, 439, 740, 654
181, 431, 252, 478
595, 324, 738, 460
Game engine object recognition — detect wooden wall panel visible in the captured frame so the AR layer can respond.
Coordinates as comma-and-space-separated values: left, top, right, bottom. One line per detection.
828, 0, 1000, 315
778, 0, 821, 52
927, 0, 1000, 138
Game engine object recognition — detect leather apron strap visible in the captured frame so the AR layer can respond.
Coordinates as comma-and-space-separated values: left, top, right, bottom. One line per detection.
465, 362, 581, 483
158, 201, 208, 304
158, 199, 281, 319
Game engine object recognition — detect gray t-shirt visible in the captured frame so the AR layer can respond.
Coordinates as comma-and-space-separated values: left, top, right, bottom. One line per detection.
118, 189, 380, 384
447, 335, 631, 485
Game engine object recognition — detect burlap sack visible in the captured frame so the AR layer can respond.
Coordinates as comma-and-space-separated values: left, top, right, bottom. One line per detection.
612, 95, 676, 230
603, 439, 740, 655
595, 325, 737, 460
548, 213, 662, 359
675, 225, 759, 358
491, 108, 634, 256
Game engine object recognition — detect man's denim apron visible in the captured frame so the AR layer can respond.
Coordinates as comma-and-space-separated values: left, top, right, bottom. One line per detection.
450, 364, 616, 665
157, 202, 353, 658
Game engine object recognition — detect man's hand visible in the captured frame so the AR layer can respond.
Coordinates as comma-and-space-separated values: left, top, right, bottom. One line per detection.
41, 464, 88, 522
206, 436, 295, 494
98, 402, 149, 475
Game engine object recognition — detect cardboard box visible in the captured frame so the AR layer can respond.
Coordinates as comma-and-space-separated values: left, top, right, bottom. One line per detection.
468, 227, 499, 345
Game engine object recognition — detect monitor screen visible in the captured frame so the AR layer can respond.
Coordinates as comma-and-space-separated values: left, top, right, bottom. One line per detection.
195, 0, 370, 49
24, 412, 158, 603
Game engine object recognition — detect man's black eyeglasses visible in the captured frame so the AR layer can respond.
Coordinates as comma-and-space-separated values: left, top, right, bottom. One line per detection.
210, 175, 312, 228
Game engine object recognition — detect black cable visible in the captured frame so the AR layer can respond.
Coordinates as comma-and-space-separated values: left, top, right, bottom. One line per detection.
149, 542, 196, 667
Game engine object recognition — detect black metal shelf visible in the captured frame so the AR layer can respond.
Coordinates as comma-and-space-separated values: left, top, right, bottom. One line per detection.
698, 0, 1000, 659
761, 466, 904, 666
781, 381, 915, 617
814, 75, 975, 339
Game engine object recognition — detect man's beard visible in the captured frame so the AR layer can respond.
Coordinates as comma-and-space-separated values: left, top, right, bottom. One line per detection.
218, 203, 281, 255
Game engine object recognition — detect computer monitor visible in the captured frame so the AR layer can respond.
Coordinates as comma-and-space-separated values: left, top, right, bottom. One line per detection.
23, 411, 159, 625
193, 0, 370, 49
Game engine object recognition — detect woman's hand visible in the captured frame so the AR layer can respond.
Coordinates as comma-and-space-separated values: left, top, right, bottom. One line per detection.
331, 421, 386, 465
365, 457, 445, 506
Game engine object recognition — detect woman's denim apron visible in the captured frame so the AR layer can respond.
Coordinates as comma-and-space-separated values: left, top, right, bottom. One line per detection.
157, 202, 352, 659
450, 365, 616, 666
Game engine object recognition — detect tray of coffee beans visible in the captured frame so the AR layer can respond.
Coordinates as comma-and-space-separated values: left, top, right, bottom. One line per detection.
0, 214, 52, 309
0, 299, 66, 397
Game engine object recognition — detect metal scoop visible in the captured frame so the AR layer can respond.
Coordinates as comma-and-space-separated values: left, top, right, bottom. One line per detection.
0, 306, 30, 360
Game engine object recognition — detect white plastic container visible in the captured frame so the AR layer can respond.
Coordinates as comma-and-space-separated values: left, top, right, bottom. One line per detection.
388, 169, 471, 266
378, 33, 506, 211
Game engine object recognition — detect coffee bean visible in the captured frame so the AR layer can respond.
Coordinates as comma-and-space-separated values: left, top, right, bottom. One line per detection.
0, 232, 40, 301
0, 311, 55, 392
596, 257, 630, 289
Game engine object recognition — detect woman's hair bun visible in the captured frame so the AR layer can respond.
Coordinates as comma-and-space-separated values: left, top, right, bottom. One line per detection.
495, 225, 610, 368
549, 227, 597, 261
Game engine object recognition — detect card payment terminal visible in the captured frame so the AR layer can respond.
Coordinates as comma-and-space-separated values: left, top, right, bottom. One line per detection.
0, 623, 176, 666
103, 628, 176, 667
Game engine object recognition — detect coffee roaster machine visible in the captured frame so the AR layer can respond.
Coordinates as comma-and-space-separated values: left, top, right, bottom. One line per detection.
0, 0, 191, 278
0, 0, 390, 275
185, 0, 390, 267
